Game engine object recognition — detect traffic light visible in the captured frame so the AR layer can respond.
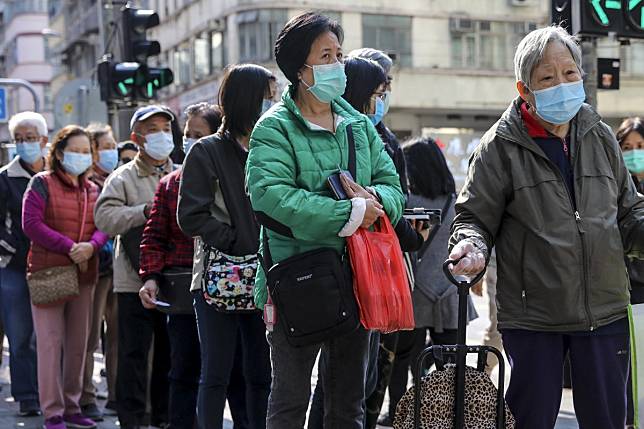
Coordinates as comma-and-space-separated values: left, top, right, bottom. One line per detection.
121, 6, 161, 62
551, 0, 644, 38
97, 4, 173, 103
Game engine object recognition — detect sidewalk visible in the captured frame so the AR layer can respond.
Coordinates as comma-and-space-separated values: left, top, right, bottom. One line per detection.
0, 292, 579, 428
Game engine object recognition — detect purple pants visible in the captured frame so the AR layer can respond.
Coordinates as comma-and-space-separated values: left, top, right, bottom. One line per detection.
502, 320, 629, 429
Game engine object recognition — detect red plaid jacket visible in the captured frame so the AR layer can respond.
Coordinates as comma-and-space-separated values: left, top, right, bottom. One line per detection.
140, 168, 194, 283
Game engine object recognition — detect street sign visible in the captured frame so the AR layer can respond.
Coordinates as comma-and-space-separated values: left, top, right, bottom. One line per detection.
54, 79, 108, 129
0, 88, 7, 122
597, 58, 621, 89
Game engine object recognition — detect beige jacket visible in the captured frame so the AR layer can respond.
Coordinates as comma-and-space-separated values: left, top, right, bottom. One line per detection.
94, 155, 173, 293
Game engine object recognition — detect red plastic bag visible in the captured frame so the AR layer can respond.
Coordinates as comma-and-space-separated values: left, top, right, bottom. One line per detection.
347, 215, 415, 333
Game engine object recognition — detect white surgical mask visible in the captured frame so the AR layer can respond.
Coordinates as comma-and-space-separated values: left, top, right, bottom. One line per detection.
144, 131, 174, 161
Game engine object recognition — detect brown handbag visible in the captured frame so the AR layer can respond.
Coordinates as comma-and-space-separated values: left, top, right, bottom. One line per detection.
28, 188, 88, 306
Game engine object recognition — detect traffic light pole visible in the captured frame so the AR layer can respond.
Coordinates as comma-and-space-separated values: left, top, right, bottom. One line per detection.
581, 37, 598, 109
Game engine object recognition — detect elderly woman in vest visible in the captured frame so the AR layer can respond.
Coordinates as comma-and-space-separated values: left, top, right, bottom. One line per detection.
22, 125, 108, 429
448, 26, 644, 428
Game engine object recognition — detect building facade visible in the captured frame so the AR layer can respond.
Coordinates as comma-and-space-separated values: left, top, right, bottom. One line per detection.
145, 0, 644, 185
0, 0, 54, 141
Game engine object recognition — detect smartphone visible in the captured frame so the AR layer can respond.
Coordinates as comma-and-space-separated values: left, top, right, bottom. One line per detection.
403, 208, 442, 227
327, 170, 354, 200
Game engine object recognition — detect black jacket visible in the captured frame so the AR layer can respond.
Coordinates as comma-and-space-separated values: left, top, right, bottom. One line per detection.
177, 132, 260, 255
627, 176, 644, 304
0, 157, 37, 270
376, 122, 421, 251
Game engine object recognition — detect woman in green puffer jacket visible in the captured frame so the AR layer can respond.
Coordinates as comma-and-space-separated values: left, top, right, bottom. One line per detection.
246, 12, 404, 429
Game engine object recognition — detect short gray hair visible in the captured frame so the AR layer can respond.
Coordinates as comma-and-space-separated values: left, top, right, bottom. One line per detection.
348, 48, 393, 74
8, 111, 48, 138
513, 26, 583, 88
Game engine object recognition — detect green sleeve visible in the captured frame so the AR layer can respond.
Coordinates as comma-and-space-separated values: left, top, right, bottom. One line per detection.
246, 122, 352, 241
364, 119, 405, 225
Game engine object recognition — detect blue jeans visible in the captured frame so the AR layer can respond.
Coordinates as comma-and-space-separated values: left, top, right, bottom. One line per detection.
194, 292, 271, 429
0, 267, 38, 402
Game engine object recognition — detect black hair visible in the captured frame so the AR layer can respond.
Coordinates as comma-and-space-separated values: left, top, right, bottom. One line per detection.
342, 57, 386, 114
274, 12, 344, 85
402, 136, 456, 199
616, 117, 644, 147
184, 102, 223, 134
218, 64, 275, 139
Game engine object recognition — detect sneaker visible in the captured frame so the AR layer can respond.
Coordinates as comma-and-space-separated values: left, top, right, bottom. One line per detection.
19, 400, 42, 417
63, 413, 96, 429
80, 403, 103, 422
43, 415, 66, 429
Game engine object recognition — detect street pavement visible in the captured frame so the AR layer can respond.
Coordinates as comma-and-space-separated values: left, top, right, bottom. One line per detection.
0, 291, 579, 428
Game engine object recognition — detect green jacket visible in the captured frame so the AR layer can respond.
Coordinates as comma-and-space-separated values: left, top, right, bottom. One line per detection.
451, 98, 644, 332
247, 87, 405, 309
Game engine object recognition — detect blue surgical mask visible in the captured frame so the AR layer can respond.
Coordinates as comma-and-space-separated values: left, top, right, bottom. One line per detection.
16, 141, 42, 164
301, 62, 347, 103
624, 149, 644, 174
532, 80, 585, 125
183, 136, 197, 154
144, 131, 174, 161
61, 152, 92, 176
261, 99, 274, 116
382, 91, 391, 116
368, 97, 386, 126
97, 149, 118, 173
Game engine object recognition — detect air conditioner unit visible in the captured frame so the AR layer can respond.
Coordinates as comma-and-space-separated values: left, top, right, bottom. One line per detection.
449, 17, 473, 32
509, 0, 535, 6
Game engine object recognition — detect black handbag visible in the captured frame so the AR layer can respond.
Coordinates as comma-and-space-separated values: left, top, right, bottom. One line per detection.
122, 225, 145, 272
257, 125, 360, 347
158, 267, 194, 315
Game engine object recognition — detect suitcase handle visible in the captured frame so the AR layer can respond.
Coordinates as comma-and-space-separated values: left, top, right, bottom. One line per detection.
442, 255, 487, 288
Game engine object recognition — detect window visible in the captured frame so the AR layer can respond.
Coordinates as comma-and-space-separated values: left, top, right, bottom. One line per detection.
362, 14, 412, 67
237, 9, 288, 63
450, 19, 536, 70
193, 33, 209, 81
210, 31, 225, 71
172, 43, 191, 86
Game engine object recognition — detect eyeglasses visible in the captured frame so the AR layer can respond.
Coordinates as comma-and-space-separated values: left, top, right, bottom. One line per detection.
11, 137, 41, 144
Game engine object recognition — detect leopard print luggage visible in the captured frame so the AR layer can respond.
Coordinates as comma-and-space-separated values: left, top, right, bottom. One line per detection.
393, 364, 515, 429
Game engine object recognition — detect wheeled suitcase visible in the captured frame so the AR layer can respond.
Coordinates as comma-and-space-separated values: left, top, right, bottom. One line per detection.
393, 256, 515, 428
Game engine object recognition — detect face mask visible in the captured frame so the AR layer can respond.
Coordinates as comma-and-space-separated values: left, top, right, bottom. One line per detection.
16, 141, 42, 164
97, 149, 118, 173
301, 62, 347, 103
61, 152, 92, 176
624, 149, 644, 174
368, 97, 386, 126
183, 137, 197, 154
532, 80, 585, 125
42, 145, 50, 159
382, 91, 391, 116
144, 131, 174, 161
261, 99, 274, 116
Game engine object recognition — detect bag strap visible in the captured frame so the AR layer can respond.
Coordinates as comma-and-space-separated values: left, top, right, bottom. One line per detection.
346, 124, 356, 179
78, 188, 88, 242
417, 193, 454, 260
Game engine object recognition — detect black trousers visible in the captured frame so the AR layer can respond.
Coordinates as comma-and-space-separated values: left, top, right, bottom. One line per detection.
116, 292, 171, 427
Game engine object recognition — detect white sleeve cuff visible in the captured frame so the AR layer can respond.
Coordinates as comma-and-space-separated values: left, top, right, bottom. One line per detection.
338, 197, 366, 237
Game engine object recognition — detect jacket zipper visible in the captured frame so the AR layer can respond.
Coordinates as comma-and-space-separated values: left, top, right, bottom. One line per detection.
504, 132, 595, 331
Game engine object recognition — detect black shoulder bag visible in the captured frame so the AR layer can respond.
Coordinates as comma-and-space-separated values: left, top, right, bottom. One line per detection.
258, 125, 360, 347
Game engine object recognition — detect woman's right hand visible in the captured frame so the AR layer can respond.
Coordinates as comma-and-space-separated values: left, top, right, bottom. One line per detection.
448, 240, 486, 276
362, 199, 384, 229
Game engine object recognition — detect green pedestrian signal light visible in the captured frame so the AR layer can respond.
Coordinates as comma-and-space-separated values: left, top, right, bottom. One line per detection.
139, 67, 173, 100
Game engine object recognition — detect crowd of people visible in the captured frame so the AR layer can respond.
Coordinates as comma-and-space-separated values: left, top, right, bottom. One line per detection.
0, 11, 642, 429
